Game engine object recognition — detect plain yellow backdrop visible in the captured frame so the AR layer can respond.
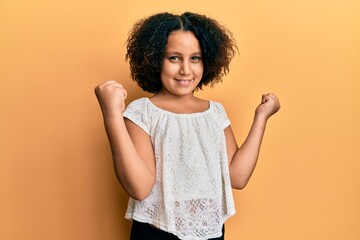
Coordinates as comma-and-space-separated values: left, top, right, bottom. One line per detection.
1, 0, 359, 239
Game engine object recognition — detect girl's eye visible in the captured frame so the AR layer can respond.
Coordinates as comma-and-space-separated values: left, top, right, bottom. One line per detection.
167, 56, 202, 62
168, 56, 180, 61
191, 56, 202, 61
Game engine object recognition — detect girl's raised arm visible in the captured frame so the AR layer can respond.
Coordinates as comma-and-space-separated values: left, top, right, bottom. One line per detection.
226, 93, 280, 189
95, 80, 156, 200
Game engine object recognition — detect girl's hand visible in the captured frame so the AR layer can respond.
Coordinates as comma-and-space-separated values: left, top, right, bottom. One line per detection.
255, 93, 281, 120
94, 80, 127, 117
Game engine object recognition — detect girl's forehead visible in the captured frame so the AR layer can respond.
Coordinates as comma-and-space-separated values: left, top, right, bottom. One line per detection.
167, 30, 197, 39
166, 30, 201, 52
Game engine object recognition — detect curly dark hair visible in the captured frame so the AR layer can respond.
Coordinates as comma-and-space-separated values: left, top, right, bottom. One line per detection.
126, 12, 237, 94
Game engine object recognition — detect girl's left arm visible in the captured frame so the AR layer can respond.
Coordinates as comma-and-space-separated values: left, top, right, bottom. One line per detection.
226, 93, 280, 189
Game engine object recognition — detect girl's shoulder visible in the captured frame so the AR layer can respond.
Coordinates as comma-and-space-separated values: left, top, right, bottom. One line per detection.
125, 97, 149, 110
208, 100, 227, 112
124, 97, 150, 117
127, 97, 148, 105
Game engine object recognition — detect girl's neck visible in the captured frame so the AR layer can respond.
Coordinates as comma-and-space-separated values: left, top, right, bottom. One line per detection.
152, 91, 196, 102
149, 92, 209, 114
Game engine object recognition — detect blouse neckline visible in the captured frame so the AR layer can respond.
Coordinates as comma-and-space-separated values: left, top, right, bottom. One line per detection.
145, 97, 212, 116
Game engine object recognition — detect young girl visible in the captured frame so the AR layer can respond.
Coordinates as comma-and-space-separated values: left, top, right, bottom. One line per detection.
95, 12, 280, 240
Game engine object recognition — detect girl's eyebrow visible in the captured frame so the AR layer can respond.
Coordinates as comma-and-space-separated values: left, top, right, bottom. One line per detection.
165, 51, 202, 55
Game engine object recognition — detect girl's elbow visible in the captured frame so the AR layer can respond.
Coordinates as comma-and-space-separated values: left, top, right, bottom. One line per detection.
130, 191, 151, 201
128, 180, 155, 201
115, 172, 155, 201
232, 181, 247, 190
231, 177, 249, 190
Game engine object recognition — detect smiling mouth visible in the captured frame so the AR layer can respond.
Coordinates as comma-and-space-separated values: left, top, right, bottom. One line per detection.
175, 79, 193, 84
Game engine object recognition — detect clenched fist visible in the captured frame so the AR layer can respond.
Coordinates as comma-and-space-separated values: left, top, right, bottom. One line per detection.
255, 93, 281, 120
94, 80, 128, 117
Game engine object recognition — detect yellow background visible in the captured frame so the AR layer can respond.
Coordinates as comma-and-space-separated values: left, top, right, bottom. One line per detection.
1, 0, 359, 239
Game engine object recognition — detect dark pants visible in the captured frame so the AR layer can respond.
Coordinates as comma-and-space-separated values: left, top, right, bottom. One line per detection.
130, 220, 225, 240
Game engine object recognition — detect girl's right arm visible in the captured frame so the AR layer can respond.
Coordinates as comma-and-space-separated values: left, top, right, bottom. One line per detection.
94, 80, 156, 201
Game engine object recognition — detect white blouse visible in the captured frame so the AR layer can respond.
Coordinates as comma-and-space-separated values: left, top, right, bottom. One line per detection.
123, 97, 235, 240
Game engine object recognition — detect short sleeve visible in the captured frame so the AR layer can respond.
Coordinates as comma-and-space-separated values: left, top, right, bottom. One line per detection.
123, 98, 150, 135
212, 102, 231, 129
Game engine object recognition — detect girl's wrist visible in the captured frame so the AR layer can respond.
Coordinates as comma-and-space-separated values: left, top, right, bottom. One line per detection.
103, 110, 124, 122
101, 106, 124, 118
253, 112, 269, 125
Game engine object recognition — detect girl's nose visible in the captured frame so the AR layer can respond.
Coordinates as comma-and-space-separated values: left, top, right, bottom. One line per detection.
179, 61, 191, 75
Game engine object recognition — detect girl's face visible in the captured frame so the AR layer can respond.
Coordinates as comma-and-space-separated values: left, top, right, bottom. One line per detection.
159, 30, 203, 97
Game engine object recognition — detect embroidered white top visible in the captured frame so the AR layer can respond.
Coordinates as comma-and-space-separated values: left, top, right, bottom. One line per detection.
123, 97, 235, 240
